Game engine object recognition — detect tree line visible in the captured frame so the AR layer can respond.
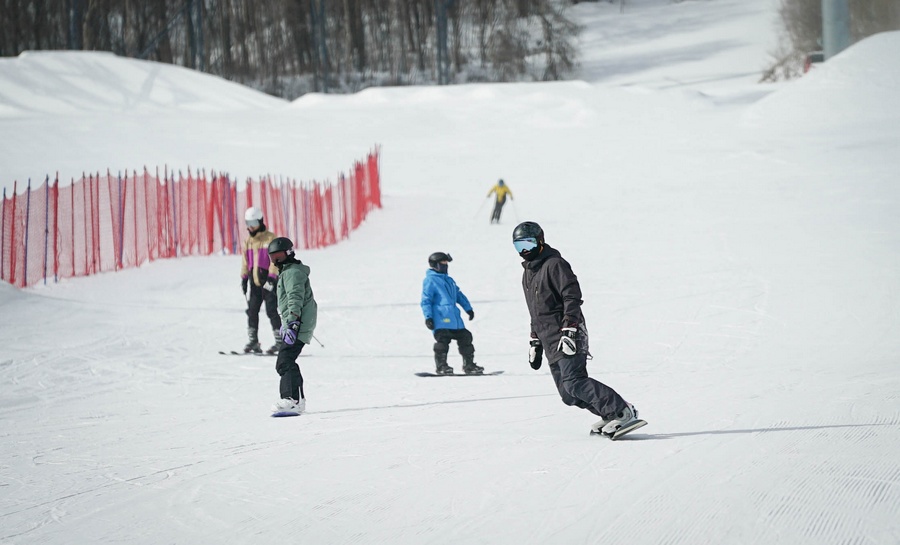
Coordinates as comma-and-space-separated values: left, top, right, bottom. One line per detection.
0, 0, 580, 98
5, 1, 898, 95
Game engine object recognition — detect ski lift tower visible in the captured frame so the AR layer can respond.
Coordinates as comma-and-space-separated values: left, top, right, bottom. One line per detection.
822, 0, 851, 60
435, 0, 455, 85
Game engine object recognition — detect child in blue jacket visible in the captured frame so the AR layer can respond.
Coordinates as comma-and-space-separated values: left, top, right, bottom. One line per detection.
421, 252, 483, 375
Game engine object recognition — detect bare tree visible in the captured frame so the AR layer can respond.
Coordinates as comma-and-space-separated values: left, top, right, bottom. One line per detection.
1, 0, 581, 98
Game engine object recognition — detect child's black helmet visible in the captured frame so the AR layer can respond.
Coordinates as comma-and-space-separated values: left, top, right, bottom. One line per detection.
428, 252, 453, 269
268, 237, 294, 255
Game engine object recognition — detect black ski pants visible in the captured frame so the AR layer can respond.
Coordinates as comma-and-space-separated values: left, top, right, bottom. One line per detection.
490, 196, 507, 223
276, 340, 305, 401
433, 328, 475, 359
247, 283, 281, 332
549, 352, 626, 418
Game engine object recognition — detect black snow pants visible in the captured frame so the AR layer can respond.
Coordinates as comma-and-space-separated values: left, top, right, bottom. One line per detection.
433, 328, 475, 360
490, 196, 507, 223
247, 283, 281, 332
276, 340, 305, 401
549, 352, 626, 418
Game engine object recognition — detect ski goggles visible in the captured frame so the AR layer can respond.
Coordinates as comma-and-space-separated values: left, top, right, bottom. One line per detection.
513, 237, 538, 253
245, 219, 261, 228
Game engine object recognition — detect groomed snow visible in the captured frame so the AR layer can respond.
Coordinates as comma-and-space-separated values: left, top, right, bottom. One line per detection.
1, 1, 899, 544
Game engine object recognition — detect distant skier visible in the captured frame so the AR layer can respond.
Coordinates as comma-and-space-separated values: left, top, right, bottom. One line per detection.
512, 221, 645, 438
241, 206, 283, 354
421, 252, 483, 375
486, 179, 514, 224
268, 237, 318, 415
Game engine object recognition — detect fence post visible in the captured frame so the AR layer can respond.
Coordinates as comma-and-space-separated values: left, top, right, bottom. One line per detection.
1, 187, 6, 283
204, 171, 213, 254
24, 179, 32, 287
52, 175, 59, 283
144, 168, 152, 262
43, 175, 50, 285
234, 177, 240, 253
132, 170, 138, 266
91, 173, 98, 275
10, 181, 17, 286
170, 172, 179, 257
117, 171, 125, 270
71, 178, 75, 279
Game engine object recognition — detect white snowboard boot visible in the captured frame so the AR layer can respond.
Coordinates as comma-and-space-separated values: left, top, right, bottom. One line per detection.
599, 402, 640, 436
271, 397, 306, 414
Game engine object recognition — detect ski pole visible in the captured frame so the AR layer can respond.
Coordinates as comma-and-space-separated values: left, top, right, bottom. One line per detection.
311, 334, 324, 348
474, 196, 490, 219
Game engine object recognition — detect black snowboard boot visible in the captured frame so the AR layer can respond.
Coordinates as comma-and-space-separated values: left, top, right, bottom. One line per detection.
244, 327, 262, 353
435, 353, 453, 375
462, 355, 484, 375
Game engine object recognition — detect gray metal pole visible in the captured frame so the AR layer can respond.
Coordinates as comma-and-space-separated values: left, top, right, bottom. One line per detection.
822, 0, 851, 60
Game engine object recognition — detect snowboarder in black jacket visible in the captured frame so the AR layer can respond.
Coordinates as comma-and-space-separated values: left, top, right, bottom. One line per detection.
513, 221, 643, 436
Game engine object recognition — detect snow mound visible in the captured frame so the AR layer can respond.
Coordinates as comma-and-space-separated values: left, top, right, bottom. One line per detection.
0, 51, 286, 117
745, 31, 900, 129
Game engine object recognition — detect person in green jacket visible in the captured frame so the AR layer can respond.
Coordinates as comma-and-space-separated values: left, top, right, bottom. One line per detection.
267, 237, 318, 415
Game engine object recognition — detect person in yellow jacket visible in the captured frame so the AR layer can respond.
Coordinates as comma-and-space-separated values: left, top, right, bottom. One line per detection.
240, 206, 282, 354
487, 179, 514, 224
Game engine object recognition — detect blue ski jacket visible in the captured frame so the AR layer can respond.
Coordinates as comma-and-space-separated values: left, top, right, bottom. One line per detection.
421, 269, 473, 330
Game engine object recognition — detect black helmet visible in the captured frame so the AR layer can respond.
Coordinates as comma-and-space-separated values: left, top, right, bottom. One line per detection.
512, 221, 544, 261
512, 221, 544, 243
268, 237, 294, 254
428, 251, 453, 269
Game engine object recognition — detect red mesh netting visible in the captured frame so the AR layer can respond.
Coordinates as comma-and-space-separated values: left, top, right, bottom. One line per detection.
1, 147, 381, 288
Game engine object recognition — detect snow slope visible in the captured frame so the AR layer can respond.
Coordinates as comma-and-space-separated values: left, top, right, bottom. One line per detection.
2, 1, 899, 544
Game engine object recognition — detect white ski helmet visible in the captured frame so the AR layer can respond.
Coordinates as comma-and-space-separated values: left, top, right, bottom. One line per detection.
245, 206, 263, 223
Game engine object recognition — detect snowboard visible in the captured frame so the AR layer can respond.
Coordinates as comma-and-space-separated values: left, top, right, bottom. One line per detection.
414, 370, 505, 377
271, 410, 301, 418
590, 419, 648, 440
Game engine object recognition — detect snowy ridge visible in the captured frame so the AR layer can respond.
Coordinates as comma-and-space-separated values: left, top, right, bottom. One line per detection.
0, 51, 285, 117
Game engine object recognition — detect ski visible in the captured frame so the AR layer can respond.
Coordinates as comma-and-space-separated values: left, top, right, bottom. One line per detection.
414, 371, 505, 377
590, 419, 648, 440
218, 350, 276, 357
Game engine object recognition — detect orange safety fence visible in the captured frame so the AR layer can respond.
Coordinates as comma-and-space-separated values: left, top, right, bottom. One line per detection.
1, 147, 381, 288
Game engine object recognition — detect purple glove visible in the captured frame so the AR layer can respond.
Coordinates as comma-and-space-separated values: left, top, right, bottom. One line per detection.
281, 321, 301, 345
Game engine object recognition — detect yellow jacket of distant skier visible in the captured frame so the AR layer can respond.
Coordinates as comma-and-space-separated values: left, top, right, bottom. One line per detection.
487, 182, 513, 203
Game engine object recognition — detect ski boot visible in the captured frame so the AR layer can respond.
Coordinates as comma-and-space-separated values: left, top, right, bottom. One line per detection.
266, 329, 285, 355
435, 353, 454, 375
243, 327, 262, 353
462, 355, 484, 375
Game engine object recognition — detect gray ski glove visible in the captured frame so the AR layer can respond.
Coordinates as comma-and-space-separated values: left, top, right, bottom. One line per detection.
556, 320, 578, 356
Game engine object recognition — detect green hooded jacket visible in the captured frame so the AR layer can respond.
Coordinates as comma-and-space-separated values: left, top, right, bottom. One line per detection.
276, 260, 317, 344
